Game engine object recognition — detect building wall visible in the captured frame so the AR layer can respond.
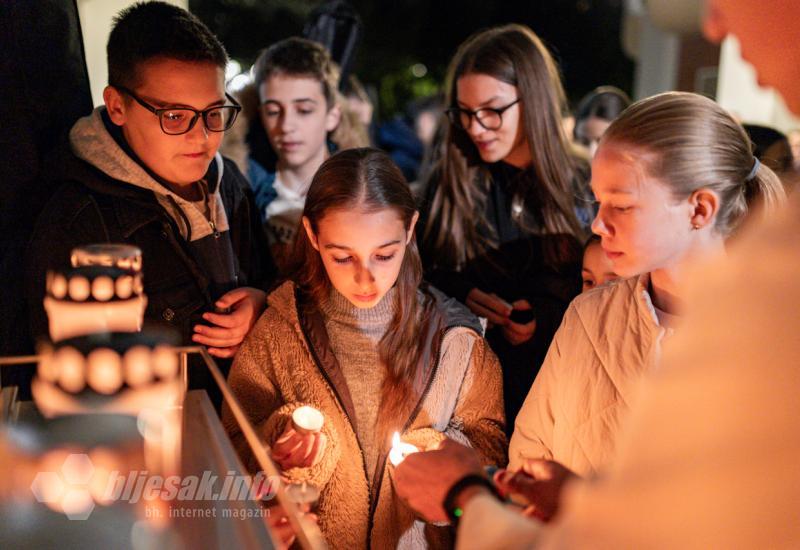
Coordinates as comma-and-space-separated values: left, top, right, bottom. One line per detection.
716, 36, 800, 135
76, 0, 188, 107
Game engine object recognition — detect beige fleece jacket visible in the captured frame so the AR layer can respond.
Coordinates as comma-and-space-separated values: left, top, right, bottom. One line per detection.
223, 281, 507, 549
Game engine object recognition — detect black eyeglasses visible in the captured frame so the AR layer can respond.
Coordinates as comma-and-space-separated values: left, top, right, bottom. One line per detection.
446, 98, 521, 131
115, 86, 242, 135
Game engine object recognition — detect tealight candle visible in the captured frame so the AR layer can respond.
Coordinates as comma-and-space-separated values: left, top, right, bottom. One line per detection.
389, 432, 419, 466
284, 481, 320, 507
292, 405, 324, 435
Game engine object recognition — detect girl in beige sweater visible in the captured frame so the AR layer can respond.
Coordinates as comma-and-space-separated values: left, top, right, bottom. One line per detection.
223, 148, 506, 549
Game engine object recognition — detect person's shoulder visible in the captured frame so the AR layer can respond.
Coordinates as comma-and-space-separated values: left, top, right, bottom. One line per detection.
424, 284, 484, 335
33, 162, 110, 232
219, 155, 249, 188
218, 154, 260, 207
567, 276, 640, 323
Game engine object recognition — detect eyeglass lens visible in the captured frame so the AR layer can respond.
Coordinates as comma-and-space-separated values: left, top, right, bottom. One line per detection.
457, 109, 502, 130
160, 107, 238, 134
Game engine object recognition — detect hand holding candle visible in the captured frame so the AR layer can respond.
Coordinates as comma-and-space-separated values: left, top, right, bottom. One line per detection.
272, 406, 327, 470
389, 432, 420, 467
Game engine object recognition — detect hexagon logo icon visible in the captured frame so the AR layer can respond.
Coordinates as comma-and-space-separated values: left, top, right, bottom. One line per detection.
30, 452, 97, 520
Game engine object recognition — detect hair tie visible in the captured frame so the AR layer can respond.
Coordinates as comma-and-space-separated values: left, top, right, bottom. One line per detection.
745, 157, 761, 182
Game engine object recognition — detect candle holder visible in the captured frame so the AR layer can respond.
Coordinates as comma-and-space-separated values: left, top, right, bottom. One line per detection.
44, 266, 147, 342
31, 331, 181, 418
284, 481, 321, 512
71, 243, 143, 273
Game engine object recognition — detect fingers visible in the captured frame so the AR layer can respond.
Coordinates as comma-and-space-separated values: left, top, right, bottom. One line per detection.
469, 289, 513, 314
206, 346, 239, 359
267, 508, 297, 550
276, 426, 299, 445
502, 318, 537, 346
215, 287, 251, 309
274, 431, 322, 469
520, 459, 558, 480
194, 321, 247, 340
505, 318, 537, 336
467, 298, 510, 326
192, 330, 244, 348
306, 432, 327, 466
201, 308, 247, 329
478, 290, 513, 315
511, 299, 532, 310
488, 293, 514, 313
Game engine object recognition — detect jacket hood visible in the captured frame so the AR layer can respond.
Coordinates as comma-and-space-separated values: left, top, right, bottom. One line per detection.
69, 107, 229, 242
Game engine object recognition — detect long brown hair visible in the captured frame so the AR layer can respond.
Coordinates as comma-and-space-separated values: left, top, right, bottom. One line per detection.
288, 148, 432, 431
602, 92, 787, 237
422, 24, 584, 270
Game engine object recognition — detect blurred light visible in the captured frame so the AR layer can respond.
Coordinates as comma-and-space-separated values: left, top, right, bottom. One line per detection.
228, 73, 251, 93
225, 59, 242, 82
411, 63, 428, 78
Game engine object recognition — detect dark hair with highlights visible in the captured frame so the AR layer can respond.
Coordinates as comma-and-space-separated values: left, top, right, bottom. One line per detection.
107, 1, 228, 89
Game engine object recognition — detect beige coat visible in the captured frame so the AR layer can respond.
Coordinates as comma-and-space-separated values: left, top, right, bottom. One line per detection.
223, 281, 507, 549
509, 274, 665, 476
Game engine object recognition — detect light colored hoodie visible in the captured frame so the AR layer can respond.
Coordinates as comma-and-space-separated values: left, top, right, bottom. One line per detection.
70, 107, 230, 242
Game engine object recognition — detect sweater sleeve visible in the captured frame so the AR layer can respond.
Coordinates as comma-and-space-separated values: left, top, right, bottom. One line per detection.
447, 337, 508, 467
507, 307, 573, 470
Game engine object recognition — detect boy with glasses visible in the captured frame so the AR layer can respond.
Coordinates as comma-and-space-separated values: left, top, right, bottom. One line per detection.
25, 2, 274, 407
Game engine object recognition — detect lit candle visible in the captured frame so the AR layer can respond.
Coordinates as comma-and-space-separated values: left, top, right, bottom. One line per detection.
389, 432, 419, 466
292, 406, 324, 435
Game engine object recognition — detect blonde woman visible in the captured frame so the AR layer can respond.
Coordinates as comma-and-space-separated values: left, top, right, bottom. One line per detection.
509, 91, 787, 477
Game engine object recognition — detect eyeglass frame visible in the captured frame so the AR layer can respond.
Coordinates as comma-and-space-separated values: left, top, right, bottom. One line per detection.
446, 98, 521, 131
114, 85, 242, 135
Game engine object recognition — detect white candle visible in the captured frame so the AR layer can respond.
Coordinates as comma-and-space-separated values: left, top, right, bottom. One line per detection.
285, 481, 320, 506
389, 432, 419, 466
292, 406, 324, 435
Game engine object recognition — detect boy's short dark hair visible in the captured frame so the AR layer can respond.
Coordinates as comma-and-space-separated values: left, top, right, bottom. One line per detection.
253, 37, 339, 107
107, 1, 228, 89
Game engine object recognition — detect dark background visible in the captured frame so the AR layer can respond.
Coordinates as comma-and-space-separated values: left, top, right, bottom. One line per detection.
190, 0, 634, 118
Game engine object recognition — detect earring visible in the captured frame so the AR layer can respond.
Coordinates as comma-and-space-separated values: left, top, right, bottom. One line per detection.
691, 223, 700, 231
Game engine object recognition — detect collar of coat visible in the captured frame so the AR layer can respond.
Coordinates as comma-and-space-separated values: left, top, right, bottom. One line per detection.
265, 280, 483, 433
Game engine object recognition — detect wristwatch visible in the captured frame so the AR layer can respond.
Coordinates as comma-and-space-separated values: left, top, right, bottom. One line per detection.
442, 473, 500, 527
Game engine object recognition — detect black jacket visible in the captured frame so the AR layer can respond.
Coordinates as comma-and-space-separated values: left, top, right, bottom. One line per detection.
418, 163, 583, 433
25, 151, 274, 345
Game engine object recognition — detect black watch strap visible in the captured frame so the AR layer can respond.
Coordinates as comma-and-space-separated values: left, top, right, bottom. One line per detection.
442, 474, 499, 527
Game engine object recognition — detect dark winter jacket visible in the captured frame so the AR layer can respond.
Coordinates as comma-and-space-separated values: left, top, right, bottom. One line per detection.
24, 108, 275, 405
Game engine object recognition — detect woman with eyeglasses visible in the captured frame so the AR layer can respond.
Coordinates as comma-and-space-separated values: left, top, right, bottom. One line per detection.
418, 24, 591, 432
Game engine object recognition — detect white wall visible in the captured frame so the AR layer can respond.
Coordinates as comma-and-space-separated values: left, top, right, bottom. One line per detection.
76, 0, 188, 107
716, 36, 800, 134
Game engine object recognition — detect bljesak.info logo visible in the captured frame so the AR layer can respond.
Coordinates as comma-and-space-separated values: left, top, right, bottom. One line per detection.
30, 452, 280, 520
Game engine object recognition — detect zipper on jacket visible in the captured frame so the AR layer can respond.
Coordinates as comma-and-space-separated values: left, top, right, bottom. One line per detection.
297, 317, 374, 549
209, 218, 220, 238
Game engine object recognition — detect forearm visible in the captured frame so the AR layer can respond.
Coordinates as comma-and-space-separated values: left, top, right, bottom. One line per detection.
456, 491, 543, 550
